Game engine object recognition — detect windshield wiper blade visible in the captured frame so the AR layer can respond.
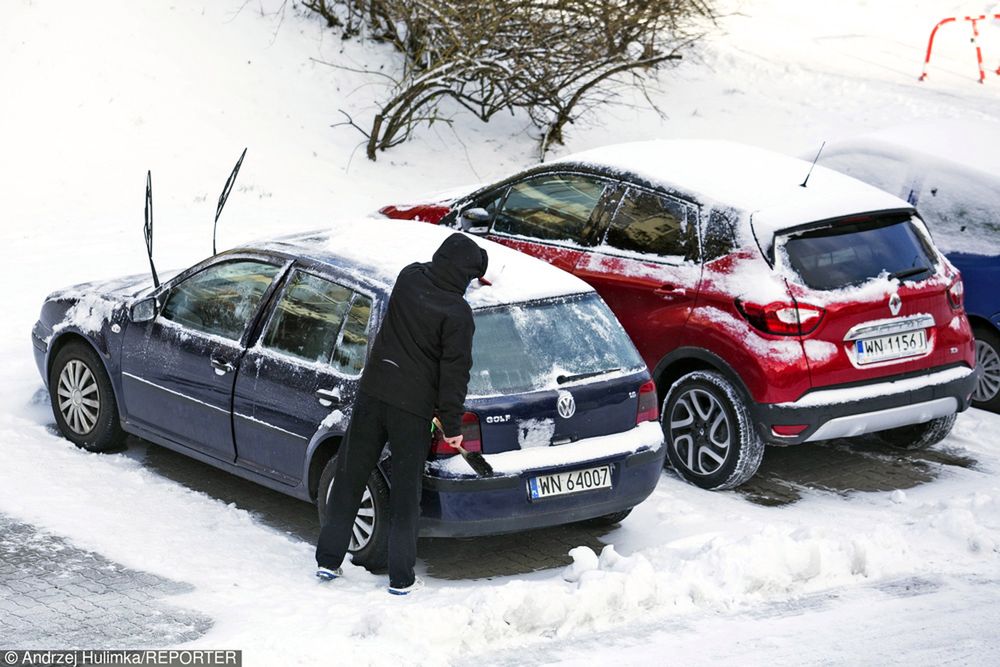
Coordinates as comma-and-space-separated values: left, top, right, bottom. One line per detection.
557, 368, 620, 384
890, 266, 931, 280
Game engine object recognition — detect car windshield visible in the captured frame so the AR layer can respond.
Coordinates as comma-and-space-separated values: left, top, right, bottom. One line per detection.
468, 292, 644, 396
780, 216, 937, 291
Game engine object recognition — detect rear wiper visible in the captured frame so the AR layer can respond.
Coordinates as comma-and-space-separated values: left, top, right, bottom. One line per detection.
557, 368, 620, 384
890, 266, 931, 280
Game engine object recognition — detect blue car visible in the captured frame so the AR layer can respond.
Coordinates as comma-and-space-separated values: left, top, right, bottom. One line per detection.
815, 122, 1000, 412
31, 220, 665, 567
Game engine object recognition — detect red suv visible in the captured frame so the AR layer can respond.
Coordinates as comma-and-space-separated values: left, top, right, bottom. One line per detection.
381, 140, 978, 489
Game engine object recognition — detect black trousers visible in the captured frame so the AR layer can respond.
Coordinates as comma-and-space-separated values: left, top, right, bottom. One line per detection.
315, 391, 430, 588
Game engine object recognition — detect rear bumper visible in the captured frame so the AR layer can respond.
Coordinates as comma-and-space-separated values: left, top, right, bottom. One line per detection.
755, 365, 978, 445
417, 445, 664, 538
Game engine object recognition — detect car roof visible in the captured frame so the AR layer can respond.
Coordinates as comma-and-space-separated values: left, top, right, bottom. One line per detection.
823, 119, 1000, 179
247, 218, 593, 309
553, 139, 912, 243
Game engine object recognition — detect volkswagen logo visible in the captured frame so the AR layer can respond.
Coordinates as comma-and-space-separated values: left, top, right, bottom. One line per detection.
889, 292, 902, 316
556, 391, 576, 419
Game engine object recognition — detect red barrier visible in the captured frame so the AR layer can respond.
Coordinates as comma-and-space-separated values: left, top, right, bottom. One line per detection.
919, 14, 1000, 83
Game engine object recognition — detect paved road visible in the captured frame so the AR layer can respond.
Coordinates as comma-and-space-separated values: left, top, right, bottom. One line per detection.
0, 514, 211, 649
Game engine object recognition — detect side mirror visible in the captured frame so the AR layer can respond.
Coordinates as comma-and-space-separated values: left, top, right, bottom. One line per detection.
130, 296, 158, 323
459, 207, 491, 234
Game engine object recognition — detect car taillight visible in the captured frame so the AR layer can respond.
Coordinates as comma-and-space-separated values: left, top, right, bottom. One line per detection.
430, 412, 482, 454
636, 380, 659, 423
736, 299, 825, 336
947, 278, 964, 310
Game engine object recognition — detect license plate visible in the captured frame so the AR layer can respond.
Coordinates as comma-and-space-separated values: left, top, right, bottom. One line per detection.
528, 465, 612, 500
855, 330, 928, 364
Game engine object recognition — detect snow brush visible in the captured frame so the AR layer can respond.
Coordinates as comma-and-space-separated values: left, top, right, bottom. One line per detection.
432, 417, 494, 477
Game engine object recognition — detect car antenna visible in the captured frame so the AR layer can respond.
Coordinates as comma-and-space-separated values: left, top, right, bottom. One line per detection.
800, 141, 826, 188
213, 147, 247, 255
144, 170, 160, 288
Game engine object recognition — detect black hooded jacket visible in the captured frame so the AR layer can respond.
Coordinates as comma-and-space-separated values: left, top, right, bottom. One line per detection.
359, 233, 489, 437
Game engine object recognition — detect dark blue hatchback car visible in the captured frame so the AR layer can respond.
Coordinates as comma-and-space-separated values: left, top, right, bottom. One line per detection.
31, 220, 664, 567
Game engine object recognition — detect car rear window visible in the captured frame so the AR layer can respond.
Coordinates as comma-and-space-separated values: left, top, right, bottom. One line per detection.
468, 293, 644, 396
780, 216, 937, 291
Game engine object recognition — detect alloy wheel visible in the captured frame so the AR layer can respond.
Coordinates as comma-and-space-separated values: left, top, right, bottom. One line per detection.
327, 483, 376, 551
973, 339, 1000, 402
56, 359, 100, 435
669, 388, 731, 476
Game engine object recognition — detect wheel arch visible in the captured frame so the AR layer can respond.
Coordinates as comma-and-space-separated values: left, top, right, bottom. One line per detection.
967, 313, 1000, 336
652, 347, 754, 407
306, 434, 343, 502
47, 330, 123, 416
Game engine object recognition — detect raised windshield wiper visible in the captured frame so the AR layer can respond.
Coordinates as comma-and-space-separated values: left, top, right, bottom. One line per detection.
557, 368, 620, 384
890, 266, 931, 280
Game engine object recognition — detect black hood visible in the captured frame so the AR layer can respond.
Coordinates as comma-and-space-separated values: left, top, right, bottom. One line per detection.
428, 233, 489, 294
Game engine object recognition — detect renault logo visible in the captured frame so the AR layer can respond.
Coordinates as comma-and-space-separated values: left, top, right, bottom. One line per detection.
889, 292, 902, 316
556, 391, 576, 419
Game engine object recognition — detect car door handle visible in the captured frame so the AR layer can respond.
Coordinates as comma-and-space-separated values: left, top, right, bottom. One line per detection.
316, 387, 341, 407
654, 284, 687, 298
210, 358, 235, 375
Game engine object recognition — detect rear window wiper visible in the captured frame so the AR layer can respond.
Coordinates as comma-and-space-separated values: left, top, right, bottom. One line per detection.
557, 367, 620, 384
890, 266, 931, 280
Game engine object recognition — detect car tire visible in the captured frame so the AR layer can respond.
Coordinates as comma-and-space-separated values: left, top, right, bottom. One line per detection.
580, 508, 632, 527
972, 326, 1000, 412
875, 413, 957, 450
661, 371, 765, 490
316, 456, 390, 570
48, 340, 125, 453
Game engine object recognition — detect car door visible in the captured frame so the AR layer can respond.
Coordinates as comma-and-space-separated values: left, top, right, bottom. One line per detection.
120, 257, 286, 462
232, 268, 376, 485
483, 172, 614, 271
571, 186, 702, 369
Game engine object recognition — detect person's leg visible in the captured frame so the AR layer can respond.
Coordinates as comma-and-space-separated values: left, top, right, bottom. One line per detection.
315, 392, 387, 570
384, 406, 432, 589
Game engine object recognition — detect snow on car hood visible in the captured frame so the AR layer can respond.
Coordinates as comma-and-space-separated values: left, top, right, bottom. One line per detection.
47, 272, 160, 302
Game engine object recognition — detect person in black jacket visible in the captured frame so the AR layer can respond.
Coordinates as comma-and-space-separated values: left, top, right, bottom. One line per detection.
315, 233, 488, 594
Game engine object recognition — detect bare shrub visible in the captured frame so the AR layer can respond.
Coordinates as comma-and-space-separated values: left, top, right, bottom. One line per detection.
308, 0, 716, 160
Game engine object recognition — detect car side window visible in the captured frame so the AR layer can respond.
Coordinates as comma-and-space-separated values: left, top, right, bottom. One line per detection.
492, 173, 607, 244
605, 188, 697, 261
160, 260, 281, 341
262, 271, 353, 364
475, 188, 508, 220
702, 207, 739, 261
331, 294, 373, 375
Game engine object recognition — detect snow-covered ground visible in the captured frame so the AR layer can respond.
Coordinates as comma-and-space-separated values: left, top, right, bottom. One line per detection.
2, 0, 999, 664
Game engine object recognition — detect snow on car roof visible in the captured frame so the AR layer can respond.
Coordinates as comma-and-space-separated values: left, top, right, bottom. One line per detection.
261, 218, 592, 308
840, 119, 1000, 178
556, 139, 911, 242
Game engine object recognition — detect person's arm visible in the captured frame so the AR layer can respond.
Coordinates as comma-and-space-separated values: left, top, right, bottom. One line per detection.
436, 308, 475, 438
